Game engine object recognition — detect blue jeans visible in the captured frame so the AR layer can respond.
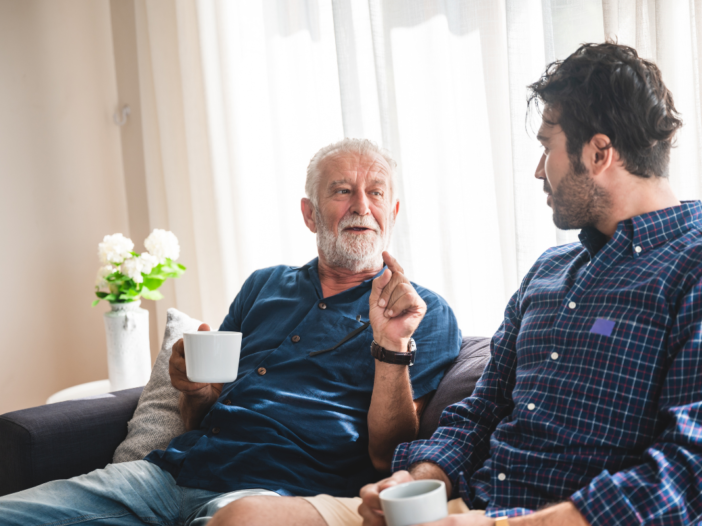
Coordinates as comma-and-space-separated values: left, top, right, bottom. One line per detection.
0, 460, 278, 525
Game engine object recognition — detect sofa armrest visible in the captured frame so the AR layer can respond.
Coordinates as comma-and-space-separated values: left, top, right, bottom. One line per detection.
0, 386, 143, 497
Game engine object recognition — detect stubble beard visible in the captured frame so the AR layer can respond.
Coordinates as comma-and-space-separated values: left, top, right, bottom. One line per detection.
316, 210, 394, 273
548, 156, 611, 230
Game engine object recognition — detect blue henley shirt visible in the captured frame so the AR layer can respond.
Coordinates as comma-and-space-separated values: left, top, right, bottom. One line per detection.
146, 258, 461, 497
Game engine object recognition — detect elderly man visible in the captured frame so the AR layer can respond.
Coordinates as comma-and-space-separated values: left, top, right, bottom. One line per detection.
0, 139, 460, 526
353, 42, 702, 526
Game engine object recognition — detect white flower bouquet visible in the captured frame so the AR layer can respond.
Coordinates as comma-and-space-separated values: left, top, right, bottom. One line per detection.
93, 229, 186, 305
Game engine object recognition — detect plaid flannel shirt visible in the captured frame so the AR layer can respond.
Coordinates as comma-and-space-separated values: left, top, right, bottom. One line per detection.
394, 201, 702, 525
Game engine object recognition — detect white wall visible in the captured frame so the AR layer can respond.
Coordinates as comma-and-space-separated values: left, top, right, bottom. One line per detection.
0, 0, 129, 413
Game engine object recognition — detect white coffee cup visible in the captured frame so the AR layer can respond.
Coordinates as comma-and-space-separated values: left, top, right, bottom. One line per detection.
379, 480, 448, 526
183, 331, 242, 383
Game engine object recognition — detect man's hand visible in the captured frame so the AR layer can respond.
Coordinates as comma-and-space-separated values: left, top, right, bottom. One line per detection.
169, 323, 223, 430
359, 470, 416, 526
370, 252, 427, 351
169, 323, 223, 397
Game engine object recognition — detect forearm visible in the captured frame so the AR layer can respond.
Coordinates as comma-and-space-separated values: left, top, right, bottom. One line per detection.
408, 461, 453, 497
367, 358, 418, 471
179, 390, 218, 431
510, 502, 590, 526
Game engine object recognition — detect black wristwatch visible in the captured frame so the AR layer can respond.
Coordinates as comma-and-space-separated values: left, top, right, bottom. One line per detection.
370, 338, 416, 366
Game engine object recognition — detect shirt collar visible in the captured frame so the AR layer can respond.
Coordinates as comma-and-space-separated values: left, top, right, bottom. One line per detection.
578, 200, 702, 258
301, 257, 388, 297
630, 200, 702, 251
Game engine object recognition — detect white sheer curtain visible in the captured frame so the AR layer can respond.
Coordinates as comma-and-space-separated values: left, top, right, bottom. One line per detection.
181, 0, 702, 336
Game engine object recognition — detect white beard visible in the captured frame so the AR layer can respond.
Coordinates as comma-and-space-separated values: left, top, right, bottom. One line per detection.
316, 211, 394, 272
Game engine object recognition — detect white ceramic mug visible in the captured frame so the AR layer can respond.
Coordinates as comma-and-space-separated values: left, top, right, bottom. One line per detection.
379, 480, 448, 526
183, 331, 242, 383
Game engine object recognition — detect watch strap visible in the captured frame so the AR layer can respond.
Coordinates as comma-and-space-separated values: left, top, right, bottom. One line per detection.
494, 517, 510, 526
370, 338, 416, 365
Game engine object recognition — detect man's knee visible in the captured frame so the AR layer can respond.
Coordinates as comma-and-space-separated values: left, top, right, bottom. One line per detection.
209, 496, 264, 526
209, 495, 326, 526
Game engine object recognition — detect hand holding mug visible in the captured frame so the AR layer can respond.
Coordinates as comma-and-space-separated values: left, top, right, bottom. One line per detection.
169, 323, 225, 401
359, 470, 416, 526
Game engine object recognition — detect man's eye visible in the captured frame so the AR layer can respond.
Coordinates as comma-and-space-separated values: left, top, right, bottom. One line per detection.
337, 189, 350, 194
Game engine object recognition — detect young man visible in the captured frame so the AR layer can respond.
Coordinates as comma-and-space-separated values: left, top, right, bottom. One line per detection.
0, 139, 461, 525
356, 43, 701, 526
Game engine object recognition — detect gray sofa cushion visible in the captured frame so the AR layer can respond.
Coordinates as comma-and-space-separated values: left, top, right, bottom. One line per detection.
0, 387, 142, 497
112, 308, 202, 463
418, 336, 491, 439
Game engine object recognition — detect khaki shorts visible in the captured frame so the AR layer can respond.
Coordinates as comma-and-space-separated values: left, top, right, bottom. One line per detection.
302, 495, 483, 526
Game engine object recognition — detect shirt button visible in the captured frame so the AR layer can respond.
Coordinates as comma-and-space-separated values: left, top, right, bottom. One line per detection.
212, 427, 220, 434
291, 335, 301, 343
257, 367, 267, 376
635, 246, 642, 253
527, 403, 536, 411
318, 302, 327, 310
223, 399, 232, 405
551, 352, 559, 360
498, 473, 507, 481
568, 301, 576, 309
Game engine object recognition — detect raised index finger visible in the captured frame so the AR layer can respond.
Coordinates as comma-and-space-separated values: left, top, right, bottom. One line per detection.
382, 251, 405, 275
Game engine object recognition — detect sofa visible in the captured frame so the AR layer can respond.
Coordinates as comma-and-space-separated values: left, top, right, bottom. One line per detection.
0, 331, 491, 498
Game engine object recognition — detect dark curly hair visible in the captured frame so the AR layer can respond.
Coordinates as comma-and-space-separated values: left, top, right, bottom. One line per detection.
527, 42, 682, 178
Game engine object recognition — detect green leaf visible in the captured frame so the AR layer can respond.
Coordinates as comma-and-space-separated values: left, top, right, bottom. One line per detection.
95, 291, 109, 299
143, 277, 165, 291
177, 263, 186, 271
92, 299, 101, 307
104, 294, 117, 302
119, 287, 141, 300
140, 288, 164, 301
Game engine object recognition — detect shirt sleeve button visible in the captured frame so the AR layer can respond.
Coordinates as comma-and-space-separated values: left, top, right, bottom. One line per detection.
291, 335, 301, 343
318, 302, 327, 310
498, 473, 507, 481
527, 403, 536, 410
212, 427, 221, 434
551, 352, 559, 360
257, 367, 267, 375
568, 301, 576, 309
635, 246, 642, 253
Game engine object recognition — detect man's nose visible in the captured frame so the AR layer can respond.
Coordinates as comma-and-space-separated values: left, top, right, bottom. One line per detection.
350, 191, 371, 215
535, 153, 546, 180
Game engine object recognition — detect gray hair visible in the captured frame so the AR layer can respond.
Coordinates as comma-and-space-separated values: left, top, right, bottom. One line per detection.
305, 138, 398, 207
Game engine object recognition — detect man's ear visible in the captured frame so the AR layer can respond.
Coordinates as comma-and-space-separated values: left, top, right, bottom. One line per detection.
393, 199, 400, 219
301, 198, 317, 234
587, 133, 615, 177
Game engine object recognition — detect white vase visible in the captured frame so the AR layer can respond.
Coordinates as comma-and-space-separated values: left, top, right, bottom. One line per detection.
104, 300, 151, 391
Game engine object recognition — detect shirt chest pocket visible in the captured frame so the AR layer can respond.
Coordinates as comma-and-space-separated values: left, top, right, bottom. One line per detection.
559, 310, 671, 400
306, 316, 376, 389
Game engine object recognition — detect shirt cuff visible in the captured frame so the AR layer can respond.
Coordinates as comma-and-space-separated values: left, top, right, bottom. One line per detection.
391, 438, 466, 488
570, 470, 642, 526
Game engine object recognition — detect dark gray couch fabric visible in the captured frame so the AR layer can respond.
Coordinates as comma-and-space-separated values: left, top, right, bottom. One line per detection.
418, 336, 492, 439
0, 387, 143, 497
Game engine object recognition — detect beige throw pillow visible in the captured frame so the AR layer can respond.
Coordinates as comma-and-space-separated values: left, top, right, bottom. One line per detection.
112, 308, 202, 463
